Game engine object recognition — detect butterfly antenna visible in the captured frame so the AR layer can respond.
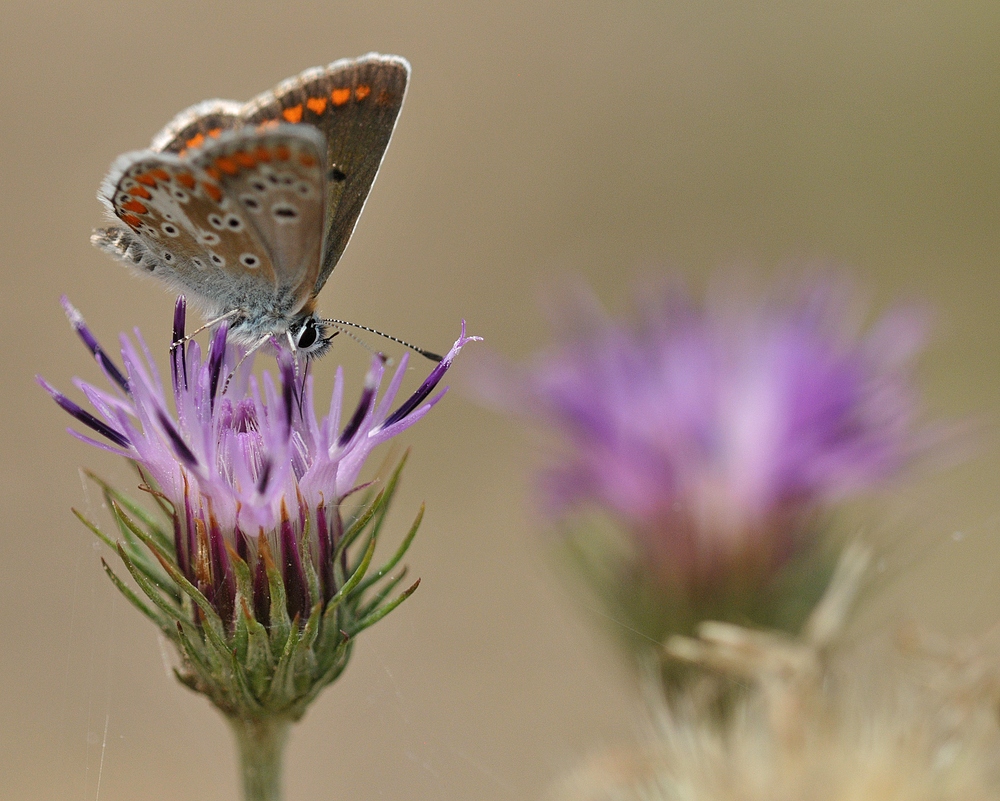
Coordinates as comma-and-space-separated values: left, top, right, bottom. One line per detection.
322, 319, 443, 362
323, 324, 385, 360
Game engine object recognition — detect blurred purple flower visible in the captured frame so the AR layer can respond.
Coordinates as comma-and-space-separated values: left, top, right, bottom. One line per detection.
42, 296, 479, 626
513, 274, 933, 594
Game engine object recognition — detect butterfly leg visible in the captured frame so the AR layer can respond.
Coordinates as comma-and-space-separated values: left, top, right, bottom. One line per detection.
220, 334, 271, 396
170, 309, 243, 351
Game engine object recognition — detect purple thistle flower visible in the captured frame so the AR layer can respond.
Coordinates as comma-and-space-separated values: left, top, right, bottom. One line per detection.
46, 297, 479, 631
506, 273, 935, 633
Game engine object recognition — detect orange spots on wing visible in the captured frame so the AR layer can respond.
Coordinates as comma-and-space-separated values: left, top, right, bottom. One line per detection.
128, 185, 152, 199
150, 168, 170, 182
135, 172, 158, 187
306, 96, 327, 114
186, 132, 206, 150
176, 172, 196, 189
121, 199, 148, 214
233, 151, 257, 168
208, 128, 222, 138
258, 119, 280, 131
274, 145, 290, 161
214, 156, 240, 175
355, 84, 371, 101
202, 182, 222, 203
120, 213, 142, 228
204, 166, 222, 181
376, 89, 395, 105
253, 146, 272, 163
298, 153, 316, 167
282, 104, 303, 123
332, 87, 351, 106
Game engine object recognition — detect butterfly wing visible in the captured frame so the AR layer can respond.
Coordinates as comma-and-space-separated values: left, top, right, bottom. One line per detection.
150, 99, 244, 155
189, 124, 328, 312
93, 53, 407, 327
94, 125, 327, 324
241, 53, 410, 296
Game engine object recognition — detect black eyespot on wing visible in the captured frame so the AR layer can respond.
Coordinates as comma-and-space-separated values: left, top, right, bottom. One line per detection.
329, 167, 347, 182
271, 203, 299, 220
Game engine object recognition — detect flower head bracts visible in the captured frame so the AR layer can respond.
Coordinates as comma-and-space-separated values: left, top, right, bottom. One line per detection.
42, 296, 479, 719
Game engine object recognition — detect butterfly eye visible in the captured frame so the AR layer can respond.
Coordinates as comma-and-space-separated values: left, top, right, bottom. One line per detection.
292, 318, 329, 355
296, 324, 318, 350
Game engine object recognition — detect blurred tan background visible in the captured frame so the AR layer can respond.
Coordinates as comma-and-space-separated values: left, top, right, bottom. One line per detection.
3, 1, 1000, 798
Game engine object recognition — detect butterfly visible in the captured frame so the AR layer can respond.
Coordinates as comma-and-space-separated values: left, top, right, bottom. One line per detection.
92, 53, 422, 361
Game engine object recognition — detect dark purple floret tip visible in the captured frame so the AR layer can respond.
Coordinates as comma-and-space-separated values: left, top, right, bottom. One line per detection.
156, 409, 199, 468
38, 377, 130, 448
61, 296, 130, 394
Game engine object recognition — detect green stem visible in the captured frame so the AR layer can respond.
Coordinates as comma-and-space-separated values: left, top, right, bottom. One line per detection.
228, 716, 292, 801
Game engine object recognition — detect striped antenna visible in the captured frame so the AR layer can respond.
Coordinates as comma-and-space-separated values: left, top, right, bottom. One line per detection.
322, 319, 443, 362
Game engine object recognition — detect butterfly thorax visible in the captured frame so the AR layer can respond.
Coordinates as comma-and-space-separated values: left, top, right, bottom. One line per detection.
227, 305, 332, 359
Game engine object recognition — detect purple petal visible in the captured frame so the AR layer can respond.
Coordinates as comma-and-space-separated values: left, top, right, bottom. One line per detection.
39, 377, 130, 448
382, 321, 481, 428
61, 297, 130, 394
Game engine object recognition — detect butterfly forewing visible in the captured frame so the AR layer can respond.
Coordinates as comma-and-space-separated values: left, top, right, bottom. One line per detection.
151, 100, 244, 155
241, 54, 409, 294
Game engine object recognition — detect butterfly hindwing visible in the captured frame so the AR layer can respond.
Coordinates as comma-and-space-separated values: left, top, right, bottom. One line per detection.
96, 149, 275, 316
96, 126, 327, 320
